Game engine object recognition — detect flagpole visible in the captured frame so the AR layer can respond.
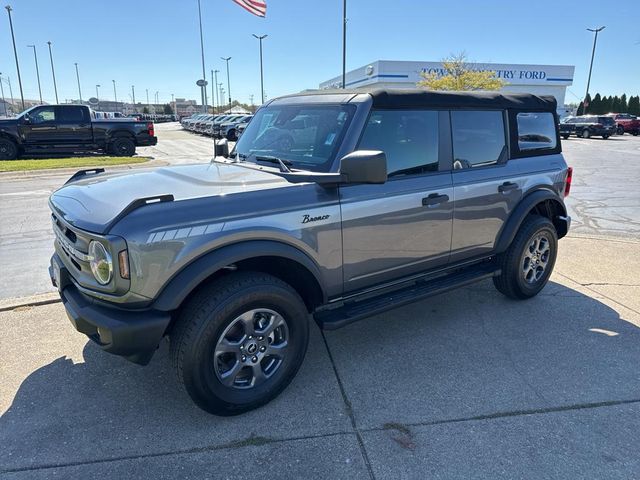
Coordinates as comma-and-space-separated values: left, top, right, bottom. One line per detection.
197, 0, 208, 113
342, 0, 346, 88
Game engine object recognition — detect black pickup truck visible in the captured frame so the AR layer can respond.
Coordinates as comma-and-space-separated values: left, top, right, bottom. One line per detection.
0, 104, 157, 160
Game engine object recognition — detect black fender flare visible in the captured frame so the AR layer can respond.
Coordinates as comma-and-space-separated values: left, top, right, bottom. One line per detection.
494, 189, 567, 254
106, 129, 135, 143
0, 131, 20, 146
152, 240, 327, 312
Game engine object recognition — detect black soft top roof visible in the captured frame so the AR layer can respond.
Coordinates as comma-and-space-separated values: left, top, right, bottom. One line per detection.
287, 88, 557, 111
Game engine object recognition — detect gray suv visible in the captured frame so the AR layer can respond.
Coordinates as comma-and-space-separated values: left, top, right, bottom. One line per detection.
48, 89, 572, 415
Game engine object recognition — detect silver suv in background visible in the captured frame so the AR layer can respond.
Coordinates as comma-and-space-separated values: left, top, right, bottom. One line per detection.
48, 89, 571, 416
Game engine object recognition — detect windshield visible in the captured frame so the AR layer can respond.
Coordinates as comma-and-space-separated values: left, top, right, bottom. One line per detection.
233, 103, 355, 172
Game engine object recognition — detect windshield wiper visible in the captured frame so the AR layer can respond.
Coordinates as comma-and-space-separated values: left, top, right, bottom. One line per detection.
254, 155, 293, 173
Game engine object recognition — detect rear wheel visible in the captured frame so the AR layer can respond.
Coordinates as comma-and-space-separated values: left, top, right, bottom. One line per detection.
616, 125, 624, 135
562, 134, 570, 140
581, 129, 591, 139
493, 215, 558, 300
110, 137, 136, 156
602, 134, 610, 139
170, 272, 310, 416
0, 138, 18, 160
226, 129, 236, 141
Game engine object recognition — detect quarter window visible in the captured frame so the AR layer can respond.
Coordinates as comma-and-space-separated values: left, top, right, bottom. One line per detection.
451, 110, 505, 169
516, 112, 557, 151
58, 106, 87, 123
358, 110, 439, 177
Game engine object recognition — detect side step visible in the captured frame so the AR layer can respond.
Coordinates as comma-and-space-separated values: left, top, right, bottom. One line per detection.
314, 263, 499, 330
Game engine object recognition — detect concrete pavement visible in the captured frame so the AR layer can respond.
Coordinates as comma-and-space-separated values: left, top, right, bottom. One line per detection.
1, 235, 639, 479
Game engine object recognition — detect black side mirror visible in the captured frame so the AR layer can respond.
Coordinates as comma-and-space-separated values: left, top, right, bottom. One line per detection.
214, 139, 229, 158
339, 150, 387, 184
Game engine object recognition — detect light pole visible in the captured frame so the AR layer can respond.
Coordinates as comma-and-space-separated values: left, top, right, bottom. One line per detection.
5, 5, 25, 109
95, 84, 100, 110
196, 0, 208, 112
171, 93, 175, 117
112, 80, 118, 110
27, 45, 43, 104
146, 88, 150, 112
342, 0, 347, 88
46, 42, 58, 104
0, 73, 6, 116
7, 76, 14, 110
252, 34, 267, 104
221, 57, 231, 112
214, 69, 220, 114
218, 83, 223, 112
584, 26, 605, 114
131, 85, 136, 110
211, 69, 216, 115
74, 63, 82, 102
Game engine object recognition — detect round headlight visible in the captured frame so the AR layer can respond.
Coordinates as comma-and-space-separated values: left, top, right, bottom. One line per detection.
89, 241, 113, 285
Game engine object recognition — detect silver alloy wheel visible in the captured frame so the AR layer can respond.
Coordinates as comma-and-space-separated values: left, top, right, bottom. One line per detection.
213, 308, 289, 389
522, 233, 551, 284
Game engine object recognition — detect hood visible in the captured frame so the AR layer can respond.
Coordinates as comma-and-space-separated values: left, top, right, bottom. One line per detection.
49, 162, 290, 234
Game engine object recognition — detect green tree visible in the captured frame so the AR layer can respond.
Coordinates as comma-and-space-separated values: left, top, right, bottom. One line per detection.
590, 93, 602, 114
629, 96, 640, 116
611, 96, 621, 113
142, 106, 149, 114
600, 95, 611, 114
418, 52, 506, 91
163, 104, 173, 114
620, 94, 628, 113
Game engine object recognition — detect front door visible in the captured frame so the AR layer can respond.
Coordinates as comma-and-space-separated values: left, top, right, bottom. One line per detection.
340, 109, 453, 293
19, 106, 58, 145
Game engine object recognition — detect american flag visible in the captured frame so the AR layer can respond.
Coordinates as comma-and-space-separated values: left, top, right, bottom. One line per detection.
232, 0, 267, 17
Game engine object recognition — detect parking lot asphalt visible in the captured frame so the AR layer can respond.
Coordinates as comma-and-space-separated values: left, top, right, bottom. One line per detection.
1, 235, 639, 478
0, 124, 638, 301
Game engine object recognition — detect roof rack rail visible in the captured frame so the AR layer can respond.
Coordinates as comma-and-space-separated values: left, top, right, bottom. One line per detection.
65, 168, 105, 185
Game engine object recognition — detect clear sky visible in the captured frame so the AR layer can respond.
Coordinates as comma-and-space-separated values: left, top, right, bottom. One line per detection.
1, 0, 638, 106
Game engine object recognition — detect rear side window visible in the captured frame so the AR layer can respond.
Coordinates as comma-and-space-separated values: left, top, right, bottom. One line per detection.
451, 111, 505, 169
516, 112, 557, 151
598, 116, 615, 126
358, 110, 439, 177
58, 106, 87, 123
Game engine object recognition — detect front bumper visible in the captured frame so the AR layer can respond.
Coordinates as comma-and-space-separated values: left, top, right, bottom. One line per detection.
50, 255, 171, 365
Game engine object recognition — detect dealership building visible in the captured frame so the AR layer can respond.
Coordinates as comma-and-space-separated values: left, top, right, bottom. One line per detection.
320, 60, 575, 116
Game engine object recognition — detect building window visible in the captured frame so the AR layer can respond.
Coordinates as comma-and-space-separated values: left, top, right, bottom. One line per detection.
517, 112, 557, 151
358, 110, 439, 177
451, 110, 505, 169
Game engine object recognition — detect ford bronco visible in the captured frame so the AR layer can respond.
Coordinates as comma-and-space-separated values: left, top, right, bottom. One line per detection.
48, 89, 572, 415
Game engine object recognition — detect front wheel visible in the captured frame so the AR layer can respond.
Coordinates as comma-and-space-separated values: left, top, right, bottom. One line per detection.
493, 215, 558, 300
602, 134, 610, 139
616, 125, 624, 135
581, 129, 591, 139
0, 138, 18, 160
170, 272, 310, 416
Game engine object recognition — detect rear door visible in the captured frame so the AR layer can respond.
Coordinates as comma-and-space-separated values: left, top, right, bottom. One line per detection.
55, 106, 93, 145
340, 109, 453, 293
449, 110, 522, 262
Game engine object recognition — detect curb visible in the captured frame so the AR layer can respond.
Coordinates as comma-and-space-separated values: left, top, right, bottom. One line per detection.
0, 292, 61, 313
0, 158, 168, 181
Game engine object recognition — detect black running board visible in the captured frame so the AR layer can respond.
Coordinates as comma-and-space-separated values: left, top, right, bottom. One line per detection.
314, 263, 499, 330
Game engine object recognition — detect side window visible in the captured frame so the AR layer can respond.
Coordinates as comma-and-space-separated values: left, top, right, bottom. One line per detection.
30, 107, 56, 124
358, 110, 439, 177
58, 106, 87, 123
451, 110, 505, 169
516, 112, 557, 151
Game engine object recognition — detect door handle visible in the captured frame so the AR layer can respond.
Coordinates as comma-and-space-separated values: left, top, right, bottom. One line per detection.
422, 193, 449, 207
498, 181, 518, 193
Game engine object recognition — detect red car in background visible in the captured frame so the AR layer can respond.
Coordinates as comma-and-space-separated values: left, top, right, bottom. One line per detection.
606, 113, 640, 136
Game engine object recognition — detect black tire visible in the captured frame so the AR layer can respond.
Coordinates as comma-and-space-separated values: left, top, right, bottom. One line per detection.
110, 137, 136, 156
602, 134, 610, 139
581, 129, 591, 139
493, 215, 558, 300
170, 272, 310, 416
226, 129, 236, 141
616, 125, 624, 136
0, 137, 19, 160
562, 134, 570, 140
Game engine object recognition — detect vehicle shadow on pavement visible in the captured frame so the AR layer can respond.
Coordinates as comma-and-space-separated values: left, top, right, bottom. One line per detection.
1, 280, 639, 475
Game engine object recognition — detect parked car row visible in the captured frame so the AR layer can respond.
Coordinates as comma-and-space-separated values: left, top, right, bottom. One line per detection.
127, 113, 177, 123
559, 113, 639, 140
181, 113, 253, 141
